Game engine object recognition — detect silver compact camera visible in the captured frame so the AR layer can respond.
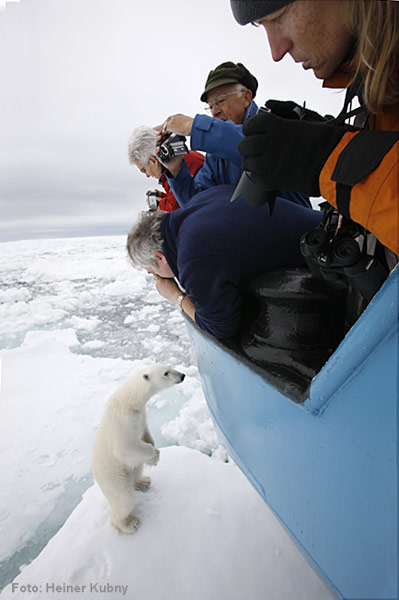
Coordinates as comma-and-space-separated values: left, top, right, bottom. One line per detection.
146, 191, 159, 212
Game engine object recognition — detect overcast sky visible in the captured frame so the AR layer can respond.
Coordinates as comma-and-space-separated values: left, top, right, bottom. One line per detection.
0, 0, 346, 242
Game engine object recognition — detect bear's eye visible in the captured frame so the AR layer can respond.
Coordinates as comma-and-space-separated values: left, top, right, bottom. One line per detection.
164, 371, 169, 377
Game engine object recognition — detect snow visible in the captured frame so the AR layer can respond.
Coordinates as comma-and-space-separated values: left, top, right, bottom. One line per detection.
0, 236, 335, 600
1, 447, 334, 600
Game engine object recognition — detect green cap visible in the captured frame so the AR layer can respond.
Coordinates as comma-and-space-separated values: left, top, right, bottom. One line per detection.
200, 62, 258, 102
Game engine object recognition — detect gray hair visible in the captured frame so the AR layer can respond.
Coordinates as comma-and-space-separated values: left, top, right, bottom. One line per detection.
234, 83, 249, 95
127, 126, 157, 165
126, 210, 166, 269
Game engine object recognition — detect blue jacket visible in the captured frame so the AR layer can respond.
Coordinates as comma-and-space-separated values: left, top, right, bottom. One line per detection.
167, 102, 310, 210
161, 184, 322, 339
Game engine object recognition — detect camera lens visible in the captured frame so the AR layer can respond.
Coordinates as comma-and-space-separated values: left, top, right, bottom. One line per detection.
159, 145, 170, 162
332, 238, 360, 266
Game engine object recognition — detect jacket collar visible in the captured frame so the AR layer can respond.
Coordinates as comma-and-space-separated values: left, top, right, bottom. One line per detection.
160, 212, 179, 278
322, 60, 357, 91
323, 57, 399, 130
244, 100, 258, 121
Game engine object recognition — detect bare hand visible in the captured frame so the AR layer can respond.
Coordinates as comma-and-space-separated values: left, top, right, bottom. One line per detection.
154, 114, 194, 136
153, 274, 181, 303
146, 189, 162, 198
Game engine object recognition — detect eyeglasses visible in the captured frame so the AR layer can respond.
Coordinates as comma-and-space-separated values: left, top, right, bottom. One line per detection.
205, 91, 242, 111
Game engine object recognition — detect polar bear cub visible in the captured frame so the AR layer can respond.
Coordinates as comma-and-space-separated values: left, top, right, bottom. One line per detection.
92, 363, 185, 534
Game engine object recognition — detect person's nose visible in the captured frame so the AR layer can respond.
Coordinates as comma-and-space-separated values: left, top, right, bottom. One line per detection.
264, 26, 293, 62
211, 104, 222, 119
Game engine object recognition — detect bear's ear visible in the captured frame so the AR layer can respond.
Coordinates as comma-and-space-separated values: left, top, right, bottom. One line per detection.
143, 374, 150, 381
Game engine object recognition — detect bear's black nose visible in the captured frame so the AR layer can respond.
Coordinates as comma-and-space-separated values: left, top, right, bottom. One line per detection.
180, 373, 185, 382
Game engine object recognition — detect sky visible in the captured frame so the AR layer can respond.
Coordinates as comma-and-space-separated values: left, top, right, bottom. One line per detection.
0, 0, 346, 242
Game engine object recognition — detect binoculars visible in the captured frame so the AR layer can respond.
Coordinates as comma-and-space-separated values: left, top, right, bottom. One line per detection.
300, 227, 387, 303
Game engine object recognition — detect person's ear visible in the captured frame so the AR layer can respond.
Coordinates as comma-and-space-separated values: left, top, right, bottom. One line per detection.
154, 251, 165, 263
148, 155, 158, 166
243, 89, 253, 108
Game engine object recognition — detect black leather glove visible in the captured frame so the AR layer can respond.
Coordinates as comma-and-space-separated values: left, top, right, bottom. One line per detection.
265, 99, 328, 122
238, 112, 346, 197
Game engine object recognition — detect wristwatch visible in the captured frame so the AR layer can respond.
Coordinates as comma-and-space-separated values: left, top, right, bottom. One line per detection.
176, 293, 186, 310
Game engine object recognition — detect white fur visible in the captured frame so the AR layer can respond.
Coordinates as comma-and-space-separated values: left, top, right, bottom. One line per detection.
92, 363, 185, 534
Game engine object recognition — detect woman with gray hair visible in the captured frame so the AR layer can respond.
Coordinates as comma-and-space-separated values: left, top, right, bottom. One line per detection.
127, 125, 204, 212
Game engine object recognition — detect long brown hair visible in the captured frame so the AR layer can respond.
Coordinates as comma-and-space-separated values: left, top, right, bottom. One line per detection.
342, 0, 399, 114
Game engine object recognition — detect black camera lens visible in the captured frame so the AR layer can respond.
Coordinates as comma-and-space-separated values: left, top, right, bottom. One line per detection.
332, 237, 360, 266
159, 145, 170, 161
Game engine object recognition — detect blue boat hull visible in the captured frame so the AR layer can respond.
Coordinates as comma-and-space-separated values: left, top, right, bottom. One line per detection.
186, 265, 398, 600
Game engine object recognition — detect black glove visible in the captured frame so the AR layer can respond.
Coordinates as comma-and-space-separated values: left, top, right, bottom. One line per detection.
238, 112, 346, 197
265, 99, 328, 122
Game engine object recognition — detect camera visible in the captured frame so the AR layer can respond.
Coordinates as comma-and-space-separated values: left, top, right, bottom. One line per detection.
156, 132, 189, 164
146, 191, 158, 212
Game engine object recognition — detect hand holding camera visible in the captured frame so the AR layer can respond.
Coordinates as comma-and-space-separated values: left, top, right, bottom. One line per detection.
146, 191, 159, 212
155, 114, 194, 137
156, 132, 189, 163
154, 130, 189, 176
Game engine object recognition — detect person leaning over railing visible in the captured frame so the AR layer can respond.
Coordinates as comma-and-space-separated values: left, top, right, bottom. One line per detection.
230, 0, 399, 257
126, 184, 321, 340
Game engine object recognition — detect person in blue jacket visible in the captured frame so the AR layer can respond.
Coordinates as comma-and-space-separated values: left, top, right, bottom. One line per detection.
155, 62, 310, 210
126, 184, 321, 340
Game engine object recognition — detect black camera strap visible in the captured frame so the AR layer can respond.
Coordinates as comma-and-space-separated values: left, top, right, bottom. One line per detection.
329, 73, 369, 128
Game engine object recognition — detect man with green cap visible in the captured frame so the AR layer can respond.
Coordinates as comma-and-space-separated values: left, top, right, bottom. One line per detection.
155, 61, 310, 210
155, 61, 258, 206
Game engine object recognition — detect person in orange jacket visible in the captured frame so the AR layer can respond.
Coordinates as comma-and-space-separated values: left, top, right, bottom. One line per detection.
128, 126, 204, 212
230, 0, 399, 256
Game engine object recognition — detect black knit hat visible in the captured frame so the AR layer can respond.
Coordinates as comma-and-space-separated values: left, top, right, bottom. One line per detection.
230, 0, 295, 25
200, 61, 258, 102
